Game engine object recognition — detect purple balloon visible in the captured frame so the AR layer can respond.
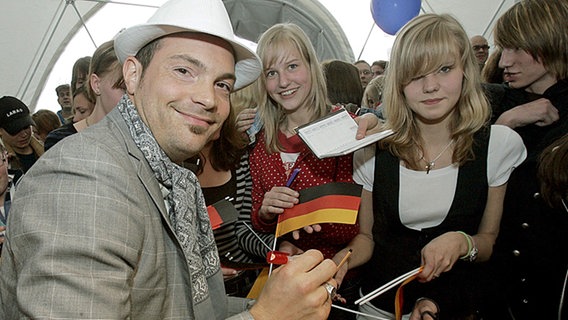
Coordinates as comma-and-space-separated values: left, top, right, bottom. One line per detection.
371, 0, 421, 35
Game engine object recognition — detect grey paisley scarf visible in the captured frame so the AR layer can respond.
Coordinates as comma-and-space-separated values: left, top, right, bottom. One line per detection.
117, 95, 219, 304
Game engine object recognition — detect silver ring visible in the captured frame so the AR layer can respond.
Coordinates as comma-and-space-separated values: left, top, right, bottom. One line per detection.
324, 282, 337, 300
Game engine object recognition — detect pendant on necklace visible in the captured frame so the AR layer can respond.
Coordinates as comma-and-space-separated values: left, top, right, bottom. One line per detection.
425, 162, 434, 174
420, 140, 454, 175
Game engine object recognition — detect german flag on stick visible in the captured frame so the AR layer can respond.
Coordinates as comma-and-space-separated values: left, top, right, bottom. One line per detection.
207, 199, 238, 230
275, 182, 362, 238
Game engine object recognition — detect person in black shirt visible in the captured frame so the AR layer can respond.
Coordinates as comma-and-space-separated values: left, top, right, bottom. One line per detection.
487, 1, 568, 319
0, 96, 43, 184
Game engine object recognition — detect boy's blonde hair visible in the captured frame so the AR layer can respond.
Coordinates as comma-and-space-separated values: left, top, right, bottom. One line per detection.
494, 0, 568, 81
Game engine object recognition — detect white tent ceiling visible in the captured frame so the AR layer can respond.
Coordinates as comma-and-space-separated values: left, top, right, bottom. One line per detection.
1, 0, 105, 111
1, 0, 518, 112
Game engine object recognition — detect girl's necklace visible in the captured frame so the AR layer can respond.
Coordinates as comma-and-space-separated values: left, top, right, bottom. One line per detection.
420, 140, 454, 174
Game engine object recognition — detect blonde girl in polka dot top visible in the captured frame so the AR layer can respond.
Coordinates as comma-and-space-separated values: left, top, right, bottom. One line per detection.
248, 23, 374, 312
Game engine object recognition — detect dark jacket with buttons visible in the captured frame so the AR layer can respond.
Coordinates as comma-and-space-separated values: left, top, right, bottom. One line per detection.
492, 160, 568, 319
486, 80, 568, 319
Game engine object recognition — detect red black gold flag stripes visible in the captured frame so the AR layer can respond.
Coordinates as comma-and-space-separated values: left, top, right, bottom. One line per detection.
207, 199, 238, 230
395, 271, 420, 320
275, 182, 362, 238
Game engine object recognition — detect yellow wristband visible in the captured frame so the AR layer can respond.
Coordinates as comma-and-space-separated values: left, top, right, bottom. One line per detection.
456, 231, 473, 260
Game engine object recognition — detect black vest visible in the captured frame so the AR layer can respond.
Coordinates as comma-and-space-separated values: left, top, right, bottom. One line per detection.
362, 127, 491, 317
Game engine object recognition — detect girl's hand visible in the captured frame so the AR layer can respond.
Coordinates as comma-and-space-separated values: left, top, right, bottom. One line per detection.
291, 224, 322, 240
236, 108, 257, 134
221, 267, 238, 280
331, 250, 350, 287
278, 240, 304, 256
354, 112, 383, 139
259, 186, 299, 222
418, 232, 466, 282
409, 297, 440, 320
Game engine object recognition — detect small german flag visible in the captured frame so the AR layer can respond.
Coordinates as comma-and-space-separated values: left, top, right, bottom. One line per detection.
275, 182, 362, 238
207, 199, 238, 230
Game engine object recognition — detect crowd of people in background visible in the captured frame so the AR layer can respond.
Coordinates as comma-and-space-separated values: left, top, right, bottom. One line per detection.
0, 0, 566, 319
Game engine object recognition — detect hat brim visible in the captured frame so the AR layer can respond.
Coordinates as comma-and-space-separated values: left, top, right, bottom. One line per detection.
115, 24, 260, 90
3, 115, 34, 136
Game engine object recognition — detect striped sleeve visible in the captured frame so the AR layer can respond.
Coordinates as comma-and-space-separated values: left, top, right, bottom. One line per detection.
234, 153, 275, 259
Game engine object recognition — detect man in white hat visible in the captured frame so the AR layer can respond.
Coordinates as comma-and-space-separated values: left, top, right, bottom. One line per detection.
0, 0, 341, 319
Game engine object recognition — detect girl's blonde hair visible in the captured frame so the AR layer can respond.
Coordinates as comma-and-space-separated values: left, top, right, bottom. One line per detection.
86, 40, 124, 103
255, 23, 330, 153
362, 75, 385, 108
382, 13, 490, 169
230, 80, 259, 115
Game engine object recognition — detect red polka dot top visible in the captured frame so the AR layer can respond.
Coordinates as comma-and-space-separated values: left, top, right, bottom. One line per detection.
249, 129, 360, 259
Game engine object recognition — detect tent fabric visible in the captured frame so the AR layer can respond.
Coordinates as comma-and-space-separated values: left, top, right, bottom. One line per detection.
422, 0, 518, 42
1, 0, 518, 111
223, 0, 355, 63
0, 0, 103, 110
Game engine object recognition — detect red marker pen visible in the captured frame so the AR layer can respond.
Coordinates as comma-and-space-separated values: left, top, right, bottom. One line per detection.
266, 251, 289, 265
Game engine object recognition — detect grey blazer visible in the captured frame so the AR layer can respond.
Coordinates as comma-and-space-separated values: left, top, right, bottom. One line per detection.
0, 108, 252, 319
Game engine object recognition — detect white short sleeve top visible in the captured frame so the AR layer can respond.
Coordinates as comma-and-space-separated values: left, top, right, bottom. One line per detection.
353, 125, 527, 230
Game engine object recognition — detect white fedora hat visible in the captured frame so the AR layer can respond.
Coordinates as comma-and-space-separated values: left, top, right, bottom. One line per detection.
114, 0, 261, 90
